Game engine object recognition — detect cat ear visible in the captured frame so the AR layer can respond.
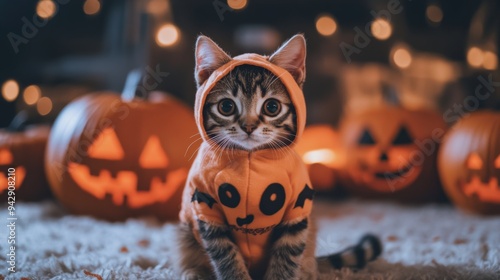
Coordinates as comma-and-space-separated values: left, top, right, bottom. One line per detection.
269, 34, 307, 86
195, 35, 232, 87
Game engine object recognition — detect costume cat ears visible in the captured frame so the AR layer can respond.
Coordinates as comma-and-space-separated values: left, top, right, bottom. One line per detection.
194, 34, 307, 88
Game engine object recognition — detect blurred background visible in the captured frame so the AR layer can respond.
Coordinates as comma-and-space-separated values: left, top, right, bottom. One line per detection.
1, 0, 499, 128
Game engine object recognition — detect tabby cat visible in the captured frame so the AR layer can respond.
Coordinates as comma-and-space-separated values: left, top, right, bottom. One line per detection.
175, 34, 382, 280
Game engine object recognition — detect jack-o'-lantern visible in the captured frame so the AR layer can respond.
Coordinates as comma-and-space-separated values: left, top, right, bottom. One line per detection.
0, 112, 51, 201
339, 106, 447, 202
294, 125, 343, 191
46, 91, 199, 221
438, 111, 500, 215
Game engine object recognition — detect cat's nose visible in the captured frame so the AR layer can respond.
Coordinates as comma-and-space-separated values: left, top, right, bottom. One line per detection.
241, 124, 257, 135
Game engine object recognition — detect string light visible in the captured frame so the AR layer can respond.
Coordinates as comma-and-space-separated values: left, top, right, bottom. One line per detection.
37, 97, 53, 116
371, 18, 392, 40
467, 47, 484, 68
2, 80, 20, 102
315, 15, 337, 36
36, 0, 57, 19
83, 0, 101, 16
23, 85, 41, 105
426, 4, 443, 24
227, 0, 247, 10
483, 51, 498, 70
156, 24, 179, 47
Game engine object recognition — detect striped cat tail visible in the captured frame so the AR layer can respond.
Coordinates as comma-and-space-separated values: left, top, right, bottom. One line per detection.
318, 234, 382, 269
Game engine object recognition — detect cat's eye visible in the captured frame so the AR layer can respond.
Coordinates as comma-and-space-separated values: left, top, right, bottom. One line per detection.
263, 99, 281, 117
218, 99, 236, 116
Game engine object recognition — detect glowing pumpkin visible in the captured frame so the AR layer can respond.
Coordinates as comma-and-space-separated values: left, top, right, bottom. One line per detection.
339, 106, 447, 202
0, 118, 51, 201
438, 111, 500, 214
294, 125, 342, 191
46, 91, 199, 221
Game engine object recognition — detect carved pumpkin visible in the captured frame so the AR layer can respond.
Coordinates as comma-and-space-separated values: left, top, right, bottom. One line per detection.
46, 91, 199, 221
438, 111, 500, 214
294, 125, 342, 191
0, 115, 51, 201
339, 106, 447, 202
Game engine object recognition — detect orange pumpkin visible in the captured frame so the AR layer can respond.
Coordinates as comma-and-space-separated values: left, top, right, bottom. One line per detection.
339, 105, 447, 202
438, 111, 500, 215
0, 115, 51, 201
46, 91, 199, 221
294, 125, 342, 191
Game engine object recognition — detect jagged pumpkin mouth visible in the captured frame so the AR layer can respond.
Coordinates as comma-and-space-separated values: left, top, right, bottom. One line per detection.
461, 175, 500, 203
67, 162, 187, 208
374, 162, 414, 179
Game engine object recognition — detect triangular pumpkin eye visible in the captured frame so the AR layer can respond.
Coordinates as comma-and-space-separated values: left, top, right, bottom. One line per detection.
88, 128, 125, 160
0, 149, 13, 165
392, 125, 413, 145
467, 153, 483, 170
495, 154, 500, 169
358, 128, 376, 145
139, 135, 169, 169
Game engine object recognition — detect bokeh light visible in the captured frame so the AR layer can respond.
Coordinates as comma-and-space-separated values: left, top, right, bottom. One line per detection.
483, 51, 498, 70
426, 4, 443, 24
23, 85, 42, 105
2, 80, 20, 102
371, 18, 392, 40
156, 24, 180, 47
227, 0, 247, 10
37, 97, 53, 116
36, 0, 57, 19
83, 0, 101, 16
393, 47, 412, 69
315, 15, 337, 36
467, 47, 484, 68
146, 0, 168, 15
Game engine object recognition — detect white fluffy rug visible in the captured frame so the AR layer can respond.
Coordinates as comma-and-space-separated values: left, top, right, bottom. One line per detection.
1, 199, 499, 280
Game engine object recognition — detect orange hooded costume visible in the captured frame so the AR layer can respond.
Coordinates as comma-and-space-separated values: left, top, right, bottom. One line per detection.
180, 53, 314, 271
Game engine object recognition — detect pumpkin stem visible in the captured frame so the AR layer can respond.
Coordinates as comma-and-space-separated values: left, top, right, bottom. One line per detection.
7, 110, 30, 132
381, 83, 401, 106
121, 69, 147, 101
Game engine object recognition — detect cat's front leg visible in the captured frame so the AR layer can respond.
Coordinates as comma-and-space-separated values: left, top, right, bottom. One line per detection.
264, 218, 309, 280
198, 220, 252, 280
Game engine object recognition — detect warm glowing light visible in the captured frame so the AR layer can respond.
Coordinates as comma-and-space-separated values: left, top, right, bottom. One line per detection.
227, 0, 247, 10
303, 149, 336, 165
83, 0, 101, 15
371, 18, 392, 40
146, 0, 168, 15
426, 4, 443, 24
467, 47, 484, 68
2, 80, 20, 102
156, 24, 180, 47
483, 51, 498, 70
23, 85, 41, 105
37, 97, 53, 116
393, 47, 412, 69
36, 0, 57, 19
467, 153, 483, 170
315, 15, 337, 36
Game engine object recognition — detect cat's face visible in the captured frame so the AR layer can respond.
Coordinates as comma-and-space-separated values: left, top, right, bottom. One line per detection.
195, 34, 307, 152
203, 65, 296, 151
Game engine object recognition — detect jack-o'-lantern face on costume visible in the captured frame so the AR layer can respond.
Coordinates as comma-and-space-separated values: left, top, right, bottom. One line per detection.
0, 125, 51, 201
438, 111, 500, 215
339, 106, 447, 202
46, 92, 199, 221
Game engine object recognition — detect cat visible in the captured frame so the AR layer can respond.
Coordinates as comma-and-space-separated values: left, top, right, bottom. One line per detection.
175, 34, 382, 280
